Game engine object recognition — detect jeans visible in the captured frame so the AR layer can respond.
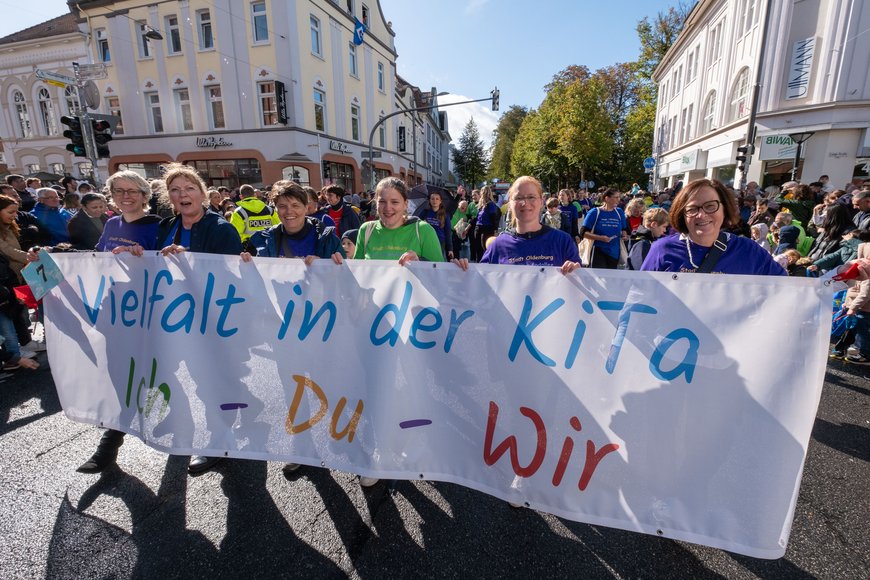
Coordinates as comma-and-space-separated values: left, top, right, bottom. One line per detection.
0, 311, 20, 360
852, 312, 870, 357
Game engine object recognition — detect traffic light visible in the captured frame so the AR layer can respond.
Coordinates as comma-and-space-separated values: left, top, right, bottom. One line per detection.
491, 87, 499, 112
61, 115, 86, 157
92, 119, 113, 158
735, 145, 752, 173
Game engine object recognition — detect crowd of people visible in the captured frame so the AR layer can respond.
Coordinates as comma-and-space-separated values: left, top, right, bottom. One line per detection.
2, 166, 869, 479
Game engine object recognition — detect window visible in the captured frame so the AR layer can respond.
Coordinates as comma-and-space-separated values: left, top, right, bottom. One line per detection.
174, 89, 193, 131
206, 85, 225, 129
38, 88, 58, 136
13, 91, 31, 138
310, 15, 322, 56
137, 21, 152, 58
378, 117, 385, 147
64, 86, 80, 114
166, 15, 182, 54
258, 81, 277, 126
672, 65, 683, 96
708, 20, 724, 66
686, 45, 699, 83
739, 0, 757, 36
77, 161, 93, 178
313, 88, 325, 131
25, 164, 40, 175
361, 4, 369, 26
49, 162, 65, 175
252, 2, 269, 43
346, 0, 354, 15
659, 80, 668, 104
198, 10, 213, 50
146, 92, 163, 133
669, 115, 677, 149
105, 96, 124, 134
701, 92, 717, 133
728, 68, 750, 122
96, 29, 110, 63
349, 43, 358, 77
377, 62, 385, 92
679, 104, 693, 143
351, 104, 360, 141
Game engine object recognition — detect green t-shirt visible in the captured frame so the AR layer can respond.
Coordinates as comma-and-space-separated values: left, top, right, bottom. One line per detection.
354, 219, 445, 262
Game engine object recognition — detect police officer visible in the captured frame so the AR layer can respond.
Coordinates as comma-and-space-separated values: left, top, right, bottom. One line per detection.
229, 183, 280, 251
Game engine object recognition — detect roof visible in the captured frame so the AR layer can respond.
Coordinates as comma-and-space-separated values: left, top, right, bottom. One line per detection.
0, 13, 78, 46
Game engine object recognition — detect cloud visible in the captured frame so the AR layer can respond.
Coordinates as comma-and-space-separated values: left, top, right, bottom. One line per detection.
438, 93, 499, 148
465, 0, 491, 14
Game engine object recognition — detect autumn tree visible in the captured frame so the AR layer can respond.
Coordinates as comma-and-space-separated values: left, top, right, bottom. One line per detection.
451, 118, 489, 187
487, 105, 528, 181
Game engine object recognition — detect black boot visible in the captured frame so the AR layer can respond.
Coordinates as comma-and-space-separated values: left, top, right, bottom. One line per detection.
77, 429, 124, 473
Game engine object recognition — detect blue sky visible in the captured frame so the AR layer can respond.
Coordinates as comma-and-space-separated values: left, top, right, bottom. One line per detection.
0, 0, 678, 145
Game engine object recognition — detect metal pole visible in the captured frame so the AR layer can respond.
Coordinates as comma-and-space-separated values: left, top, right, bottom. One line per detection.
791, 142, 801, 182
737, 0, 774, 193
367, 95, 496, 190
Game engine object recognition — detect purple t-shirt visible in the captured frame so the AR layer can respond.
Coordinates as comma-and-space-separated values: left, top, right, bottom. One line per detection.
480, 226, 580, 267
640, 233, 787, 275
96, 215, 161, 252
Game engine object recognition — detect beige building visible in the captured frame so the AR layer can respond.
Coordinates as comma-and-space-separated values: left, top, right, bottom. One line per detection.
58, 0, 449, 191
0, 13, 93, 180
653, 0, 870, 190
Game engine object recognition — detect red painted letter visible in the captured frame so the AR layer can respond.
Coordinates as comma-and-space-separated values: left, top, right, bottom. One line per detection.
483, 401, 547, 478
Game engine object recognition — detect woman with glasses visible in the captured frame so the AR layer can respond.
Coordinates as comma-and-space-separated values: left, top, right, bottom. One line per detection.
640, 179, 785, 275
479, 176, 581, 274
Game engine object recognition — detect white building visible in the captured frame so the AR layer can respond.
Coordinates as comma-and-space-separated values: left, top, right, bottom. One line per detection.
0, 13, 93, 180
653, 0, 870, 191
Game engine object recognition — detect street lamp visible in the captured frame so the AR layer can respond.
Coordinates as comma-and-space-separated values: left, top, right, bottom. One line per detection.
367, 88, 500, 189
788, 131, 814, 182
143, 26, 163, 41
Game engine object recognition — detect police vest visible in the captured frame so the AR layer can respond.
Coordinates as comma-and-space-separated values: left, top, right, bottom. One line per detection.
236, 204, 276, 240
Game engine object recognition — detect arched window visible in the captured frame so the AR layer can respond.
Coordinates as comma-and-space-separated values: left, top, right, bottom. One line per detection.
13, 91, 32, 138
701, 91, 717, 134
38, 88, 58, 136
728, 68, 750, 122
64, 85, 80, 114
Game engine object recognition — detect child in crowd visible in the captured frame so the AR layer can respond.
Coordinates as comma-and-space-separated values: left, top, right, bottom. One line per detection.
773, 249, 801, 273
751, 223, 771, 253
341, 229, 358, 258
541, 197, 562, 230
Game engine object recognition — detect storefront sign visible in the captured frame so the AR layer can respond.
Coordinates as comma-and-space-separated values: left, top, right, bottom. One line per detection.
677, 149, 701, 171
786, 38, 815, 100
329, 140, 351, 154
275, 80, 288, 125
195, 136, 233, 149
759, 135, 802, 161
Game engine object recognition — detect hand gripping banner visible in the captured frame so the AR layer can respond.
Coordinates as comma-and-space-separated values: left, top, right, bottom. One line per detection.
44, 253, 831, 558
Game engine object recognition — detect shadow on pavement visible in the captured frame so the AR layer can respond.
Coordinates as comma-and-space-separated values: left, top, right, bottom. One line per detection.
0, 356, 60, 437
811, 417, 869, 462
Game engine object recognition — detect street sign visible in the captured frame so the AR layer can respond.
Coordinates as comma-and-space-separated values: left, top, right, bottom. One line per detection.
578, 180, 586, 189
361, 151, 382, 158
35, 69, 75, 87
643, 157, 656, 170
73, 62, 108, 80
587, 180, 596, 189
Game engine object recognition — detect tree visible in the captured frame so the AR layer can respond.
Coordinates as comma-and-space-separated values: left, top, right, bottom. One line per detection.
451, 118, 489, 187
636, 2, 695, 81
487, 105, 528, 181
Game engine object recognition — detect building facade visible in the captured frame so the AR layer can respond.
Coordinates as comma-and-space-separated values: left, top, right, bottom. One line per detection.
0, 13, 93, 180
45, 0, 452, 191
653, 0, 870, 190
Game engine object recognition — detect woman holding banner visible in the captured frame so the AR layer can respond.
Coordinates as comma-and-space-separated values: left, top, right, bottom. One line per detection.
640, 179, 786, 275
478, 176, 581, 274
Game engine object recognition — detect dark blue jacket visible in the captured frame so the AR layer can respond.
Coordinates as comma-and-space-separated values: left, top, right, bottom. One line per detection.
249, 218, 343, 259
156, 211, 242, 255
30, 203, 72, 245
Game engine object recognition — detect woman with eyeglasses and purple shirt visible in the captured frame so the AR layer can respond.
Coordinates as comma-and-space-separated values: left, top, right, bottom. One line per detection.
640, 178, 785, 275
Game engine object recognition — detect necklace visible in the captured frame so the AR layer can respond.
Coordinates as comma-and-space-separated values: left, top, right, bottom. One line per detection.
685, 236, 700, 269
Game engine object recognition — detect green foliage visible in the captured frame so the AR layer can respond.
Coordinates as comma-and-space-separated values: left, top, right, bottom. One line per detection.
451, 118, 489, 187
487, 105, 528, 181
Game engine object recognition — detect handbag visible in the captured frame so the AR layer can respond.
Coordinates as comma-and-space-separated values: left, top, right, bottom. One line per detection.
579, 208, 599, 267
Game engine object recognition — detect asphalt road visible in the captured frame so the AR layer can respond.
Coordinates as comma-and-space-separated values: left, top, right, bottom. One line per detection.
0, 351, 867, 579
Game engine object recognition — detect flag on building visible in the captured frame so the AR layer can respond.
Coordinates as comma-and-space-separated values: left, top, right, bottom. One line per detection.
353, 18, 366, 45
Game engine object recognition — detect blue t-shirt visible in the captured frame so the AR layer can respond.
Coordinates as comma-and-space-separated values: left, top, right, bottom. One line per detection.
476, 201, 500, 229
418, 208, 448, 244
558, 203, 579, 238
277, 225, 317, 258
162, 223, 192, 248
480, 226, 580, 267
640, 233, 787, 275
582, 207, 625, 259
96, 215, 161, 251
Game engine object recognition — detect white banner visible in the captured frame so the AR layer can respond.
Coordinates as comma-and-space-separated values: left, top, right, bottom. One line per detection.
44, 254, 831, 559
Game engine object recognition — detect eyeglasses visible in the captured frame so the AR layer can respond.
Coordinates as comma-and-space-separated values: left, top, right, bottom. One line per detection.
513, 196, 542, 205
684, 200, 721, 217
111, 188, 143, 197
